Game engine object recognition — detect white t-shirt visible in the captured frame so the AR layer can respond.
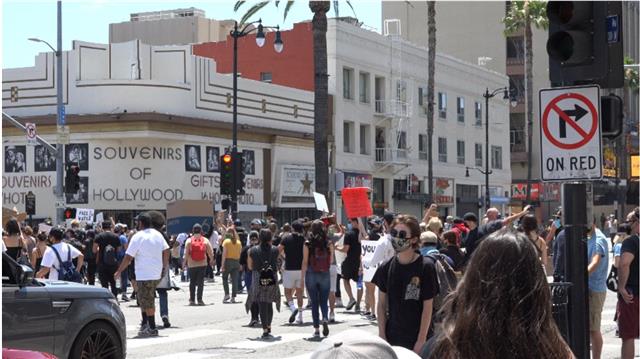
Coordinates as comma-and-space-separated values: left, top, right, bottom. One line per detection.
209, 231, 220, 250
126, 228, 169, 281
40, 242, 82, 281
176, 233, 188, 246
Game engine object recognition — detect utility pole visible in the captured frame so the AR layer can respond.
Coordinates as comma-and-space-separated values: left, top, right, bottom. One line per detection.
55, 0, 64, 225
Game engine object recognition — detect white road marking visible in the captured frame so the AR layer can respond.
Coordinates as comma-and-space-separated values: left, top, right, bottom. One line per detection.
146, 352, 217, 359
128, 328, 228, 349
222, 332, 307, 349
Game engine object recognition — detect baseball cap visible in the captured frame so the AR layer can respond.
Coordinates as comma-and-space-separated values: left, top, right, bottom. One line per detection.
234, 219, 243, 227
420, 230, 438, 245
383, 211, 395, 224
309, 329, 419, 359
251, 218, 262, 227
463, 212, 478, 222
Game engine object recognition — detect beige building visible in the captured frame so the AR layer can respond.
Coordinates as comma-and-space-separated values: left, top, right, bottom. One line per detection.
109, 8, 235, 46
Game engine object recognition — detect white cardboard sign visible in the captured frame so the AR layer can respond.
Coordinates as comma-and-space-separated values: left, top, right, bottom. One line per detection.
539, 85, 602, 181
313, 192, 329, 213
361, 240, 381, 282
75, 208, 95, 222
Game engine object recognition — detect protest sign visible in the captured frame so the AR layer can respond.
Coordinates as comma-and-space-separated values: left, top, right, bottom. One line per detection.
361, 240, 381, 282
341, 187, 372, 219
75, 208, 94, 222
313, 192, 329, 213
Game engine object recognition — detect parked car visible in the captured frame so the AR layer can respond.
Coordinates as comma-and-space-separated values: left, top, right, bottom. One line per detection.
2, 348, 58, 359
2, 251, 126, 358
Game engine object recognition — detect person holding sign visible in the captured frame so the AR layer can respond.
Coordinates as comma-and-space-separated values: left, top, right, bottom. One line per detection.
336, 218, 365, 313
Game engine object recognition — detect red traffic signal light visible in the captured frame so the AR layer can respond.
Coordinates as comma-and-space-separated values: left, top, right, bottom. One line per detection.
64, 207, 76, 220
222, 154, 232, 164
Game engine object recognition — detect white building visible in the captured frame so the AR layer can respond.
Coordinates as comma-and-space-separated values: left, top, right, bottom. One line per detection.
2, 40, 319, 225
328, 18, 512, 219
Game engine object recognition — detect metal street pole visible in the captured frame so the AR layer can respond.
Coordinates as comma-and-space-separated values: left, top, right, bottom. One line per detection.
484, 88, 491, 211
231, 21, 239, 220
55, 0, 64, 225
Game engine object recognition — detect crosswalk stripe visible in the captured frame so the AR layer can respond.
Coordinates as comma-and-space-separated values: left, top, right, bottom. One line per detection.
222, 332, 308, 350
128, 328, 228, 349
145, 352, 216, 359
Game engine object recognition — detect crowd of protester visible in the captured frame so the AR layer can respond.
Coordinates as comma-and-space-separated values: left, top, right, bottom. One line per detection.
3, 204, 638, 358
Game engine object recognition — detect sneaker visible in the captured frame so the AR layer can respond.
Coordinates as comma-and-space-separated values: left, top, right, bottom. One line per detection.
354, 304, 360, 313
313, 331, 321, 338
248, 319, 259, 327
322, 321, 330, 337
131, 291, 137, 300
368, 314, 377, 321
261, 332, 272, 339
296, 311, 303, 325
223, 295, 230, 303
189, 300, 196, 306
148, 328, 159, 337
345, 299, 356, 310
121, 295, 130, 302
329, 312, 336, 323
361, 311, 371, 317
335, 298, 344, 308
230, 297, 237, 303
162, 316, 171, 328
197, 300, 206, 306
137, 324, 151, 337
289, 308, 299, 324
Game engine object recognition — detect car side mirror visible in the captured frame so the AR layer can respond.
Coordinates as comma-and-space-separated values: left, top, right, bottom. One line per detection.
16, 264, 34, 288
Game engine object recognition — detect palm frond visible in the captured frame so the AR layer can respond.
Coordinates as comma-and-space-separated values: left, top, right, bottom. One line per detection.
234, 1, 246, 12
283, 1, 295, 22
239, 1, 270, 26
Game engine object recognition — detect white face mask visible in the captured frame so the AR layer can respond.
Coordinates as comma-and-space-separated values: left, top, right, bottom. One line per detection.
390, 228, 412, 252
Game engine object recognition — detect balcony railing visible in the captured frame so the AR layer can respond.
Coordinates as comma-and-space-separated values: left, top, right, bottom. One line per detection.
374, 100, 411, 118
375, 99, 385, 113
375, 147, 409, 164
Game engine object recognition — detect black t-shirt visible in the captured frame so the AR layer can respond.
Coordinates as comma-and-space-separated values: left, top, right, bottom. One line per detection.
240, 245, 251, 267
368, 229, 381, 241
372, 254, 439, 349
464, 220, 503, 260
281, 233, 305, 270
621, 234, 639, 295
344, 229, 362, 265
94, 232, 121, 266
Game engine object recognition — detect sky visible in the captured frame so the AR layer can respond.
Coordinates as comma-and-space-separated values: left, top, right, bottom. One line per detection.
2, 0, 382, 69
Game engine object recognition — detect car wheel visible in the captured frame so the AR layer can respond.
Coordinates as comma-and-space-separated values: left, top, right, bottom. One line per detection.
70, 321, 123, 359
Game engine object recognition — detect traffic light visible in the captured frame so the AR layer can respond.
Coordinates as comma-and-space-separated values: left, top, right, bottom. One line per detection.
546, 1, 623, 88
64, 207, 76, 220
220, 152, 233, 196
234, 152, 246, 195
601, 94, 623, 138
65, 163, 80, 193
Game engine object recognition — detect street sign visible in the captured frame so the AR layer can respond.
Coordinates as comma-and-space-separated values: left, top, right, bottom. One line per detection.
25, 123, 37, 146
57, 125, 70, 144
539, 85, 602, 181
606, 15, 620, 43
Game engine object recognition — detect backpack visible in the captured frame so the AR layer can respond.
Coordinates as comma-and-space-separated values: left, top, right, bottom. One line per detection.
103, 244, 119, 267
190, 236, 206, 261
259, 248, 276, 287
426, 253, 458, 319
51, 244, 83, 283
606, 265, 618, 292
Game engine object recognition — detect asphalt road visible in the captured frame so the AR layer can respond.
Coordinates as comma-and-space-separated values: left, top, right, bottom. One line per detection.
118, 255, 639, 359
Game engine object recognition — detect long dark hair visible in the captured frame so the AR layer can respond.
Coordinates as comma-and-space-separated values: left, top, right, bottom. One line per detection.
307, 220, 328, 254
429, 229, 571, 359
259, 228, 272, 250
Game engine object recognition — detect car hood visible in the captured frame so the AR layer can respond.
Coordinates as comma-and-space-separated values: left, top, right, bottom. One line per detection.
36, 279, 114, 299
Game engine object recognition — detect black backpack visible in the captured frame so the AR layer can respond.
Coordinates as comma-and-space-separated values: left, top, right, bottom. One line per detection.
103, 244, 118, 267
51, 244, 83, 283
259, 248, 276, 287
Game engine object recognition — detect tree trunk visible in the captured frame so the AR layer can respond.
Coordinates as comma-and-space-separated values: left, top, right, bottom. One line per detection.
427, 1, 436, 205
309, 1, 330, 199
524, 1, 534, 204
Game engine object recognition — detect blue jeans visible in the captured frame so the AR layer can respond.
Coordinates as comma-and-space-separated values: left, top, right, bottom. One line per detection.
120, 267, 129, 295
306, 270, 330, 328
244, 270, 253, 290
157, 288, 168, 318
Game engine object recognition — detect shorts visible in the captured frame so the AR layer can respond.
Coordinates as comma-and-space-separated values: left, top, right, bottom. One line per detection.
341, 261, 360, 281
137, 280, 160, 310
282, 270, 302, 289
617, 295, 640, 340
588, 290, 606, 331
329, 265, 337, 292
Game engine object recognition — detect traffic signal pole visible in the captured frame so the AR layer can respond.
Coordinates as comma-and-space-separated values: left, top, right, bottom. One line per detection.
231, 21, 239, 220
55, 0, 64, 226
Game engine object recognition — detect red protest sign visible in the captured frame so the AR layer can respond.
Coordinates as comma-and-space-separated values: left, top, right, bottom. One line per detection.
341, 187, 372, 219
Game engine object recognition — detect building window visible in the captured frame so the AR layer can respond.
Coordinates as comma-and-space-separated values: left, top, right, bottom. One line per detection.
475, 101, 482, 126
396, 80, 407, 103
375, 76, 385, 113
418, 87, 428, 115
343, 68, 354, 100
359, 72, 370, 103
360, 124, 370, 155
491, 145, 502, 169
343, 121, 354, 153
457, 97, 465, 123
419, 134, 428, 160
438, 92, 447, 119
475, 143, 483, 167
457, 140, 465, 165
397, 131, 407, 158
260, 72, 272, 83
393, 179, 408, 195
438, 137, 447, 163
510, 129, 525, 152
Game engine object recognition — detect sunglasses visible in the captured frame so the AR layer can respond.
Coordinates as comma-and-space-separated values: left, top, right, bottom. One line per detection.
390, 229, 410, 240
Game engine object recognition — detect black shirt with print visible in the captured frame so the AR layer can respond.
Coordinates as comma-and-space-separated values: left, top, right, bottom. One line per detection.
372, 253, 439, 349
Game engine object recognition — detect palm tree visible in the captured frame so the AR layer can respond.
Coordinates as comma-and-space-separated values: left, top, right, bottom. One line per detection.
235, 1, 355, 202
502, 0, 548, 204
426, 1, 436, 204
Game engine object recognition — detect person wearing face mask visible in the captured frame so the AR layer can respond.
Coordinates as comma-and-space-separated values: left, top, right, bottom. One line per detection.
372, 214, 439, 356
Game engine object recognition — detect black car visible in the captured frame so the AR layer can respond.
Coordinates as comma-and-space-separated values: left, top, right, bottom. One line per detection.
2, 251, 126, 358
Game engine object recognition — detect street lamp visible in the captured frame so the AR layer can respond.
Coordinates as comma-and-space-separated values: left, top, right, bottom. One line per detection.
478, 86, 517, 211
28, 0, 64, 225
230, 19, 282, 219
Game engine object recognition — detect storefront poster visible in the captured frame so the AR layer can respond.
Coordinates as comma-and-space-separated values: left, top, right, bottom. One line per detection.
344, 172, 372, 189
278, 165, 315, 207
512, 183, 540, 201
435, 178, 454, 205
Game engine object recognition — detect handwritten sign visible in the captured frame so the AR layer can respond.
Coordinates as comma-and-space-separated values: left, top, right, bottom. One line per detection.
313, 192, 329, 213
76, 208, 95, 222
38, 223, 52, 235
341, 187, 372, 219
361, 240, 380, 282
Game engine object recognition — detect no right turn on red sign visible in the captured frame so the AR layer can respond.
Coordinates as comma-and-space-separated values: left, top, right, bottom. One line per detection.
539, 85, 602, 181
